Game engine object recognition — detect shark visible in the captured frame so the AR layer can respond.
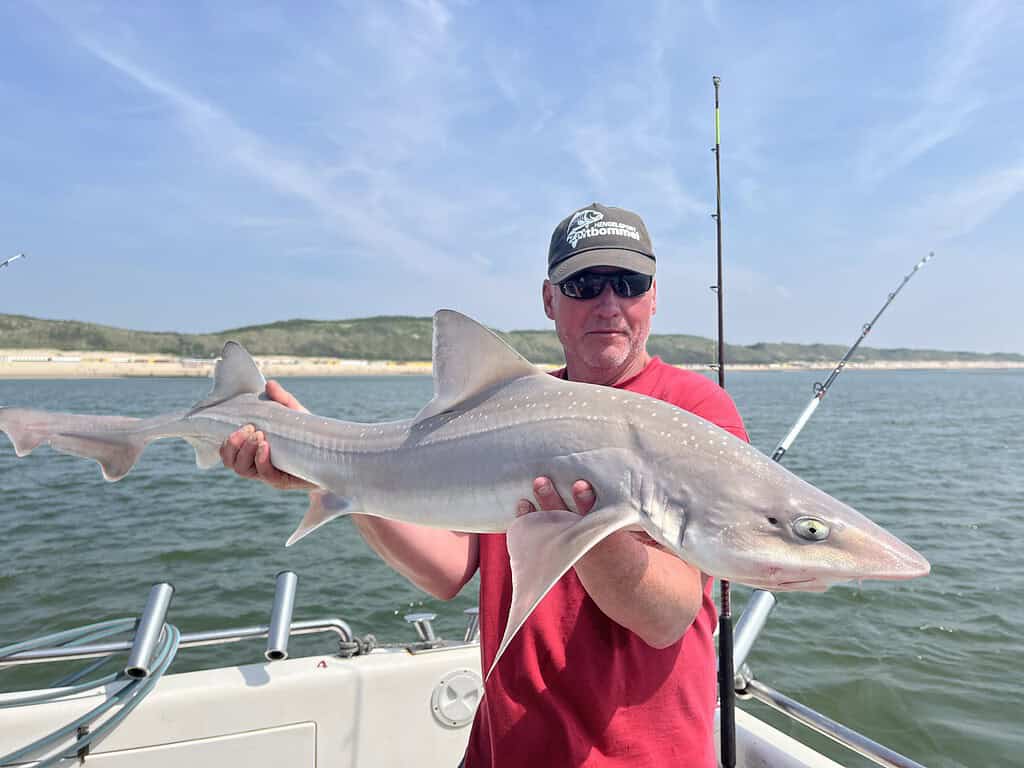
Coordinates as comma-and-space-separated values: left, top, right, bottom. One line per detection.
0, 310, 929, 675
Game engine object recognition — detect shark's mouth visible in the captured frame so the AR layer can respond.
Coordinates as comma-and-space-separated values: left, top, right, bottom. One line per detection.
775, 577, 817, 589
732, 576, 823, 592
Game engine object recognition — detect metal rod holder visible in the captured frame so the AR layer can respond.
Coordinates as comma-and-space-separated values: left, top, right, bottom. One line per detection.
0, 618, 354, 668
265, 571, 298, 661
731, 590, 776, 678
463, 607, 479, 643
124, 583, 174, 679
404, 612, 437, 643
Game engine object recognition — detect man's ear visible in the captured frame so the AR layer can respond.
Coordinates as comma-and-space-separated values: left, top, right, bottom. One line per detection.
651, 279, 657, 316
542, 280, 556, 320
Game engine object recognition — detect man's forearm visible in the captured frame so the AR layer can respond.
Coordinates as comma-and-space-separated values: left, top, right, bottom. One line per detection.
574, 530, 704, 648
349, 515, 479, 600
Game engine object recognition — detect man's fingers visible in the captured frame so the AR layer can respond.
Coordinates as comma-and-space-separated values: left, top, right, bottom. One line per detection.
255, 438, 314, 490
516, 499, 536, 517
254, 438, 280, 484
220, 440, 237, 468
220, 423, 313, 489
255, 437, 297, 489
572, 480, 597, 515
221, 425, 254, 470
266, 380, 308, 413
234, 432, 260, 478
528, 477, 595, 515
533, 477, 570, 512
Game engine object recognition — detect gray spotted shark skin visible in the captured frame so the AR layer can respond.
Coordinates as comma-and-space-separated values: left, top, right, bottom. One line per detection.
0, 310, 929, 675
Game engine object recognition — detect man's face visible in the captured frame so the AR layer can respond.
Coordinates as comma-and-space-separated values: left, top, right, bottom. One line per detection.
542, 267, 657, 380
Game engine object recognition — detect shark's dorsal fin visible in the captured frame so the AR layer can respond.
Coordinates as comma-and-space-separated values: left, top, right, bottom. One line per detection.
190, 341, 266, 412
414, 310, 540, 424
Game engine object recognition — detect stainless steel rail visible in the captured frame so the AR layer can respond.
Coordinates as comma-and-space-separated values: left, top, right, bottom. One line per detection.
731, 590, 776, 674
0, 618, 353, 668
741, 678, 928, 768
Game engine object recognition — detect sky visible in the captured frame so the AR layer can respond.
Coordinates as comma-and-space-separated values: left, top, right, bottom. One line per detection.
1, 1, 1022, 353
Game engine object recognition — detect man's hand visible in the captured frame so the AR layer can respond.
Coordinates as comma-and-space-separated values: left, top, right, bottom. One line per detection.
516, 474, 702, 649
219, 380, 315, 491
517, 477, 596, 517
517, 477, 653, 545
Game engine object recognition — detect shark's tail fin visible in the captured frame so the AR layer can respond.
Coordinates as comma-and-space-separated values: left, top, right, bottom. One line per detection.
0, 342, 264, 482
0, 408, 147, 480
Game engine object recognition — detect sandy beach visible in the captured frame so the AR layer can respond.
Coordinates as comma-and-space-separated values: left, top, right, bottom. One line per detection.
0, 349, 432, 379
1, 349, 1021, 379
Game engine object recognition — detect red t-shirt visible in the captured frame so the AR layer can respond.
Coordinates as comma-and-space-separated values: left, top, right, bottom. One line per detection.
465, 357, 749, 767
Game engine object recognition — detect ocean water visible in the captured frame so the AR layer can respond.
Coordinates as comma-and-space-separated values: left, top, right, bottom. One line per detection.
1, 369, 1021, 768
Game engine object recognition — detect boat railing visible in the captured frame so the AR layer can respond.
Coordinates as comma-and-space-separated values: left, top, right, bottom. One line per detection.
0, 617, 358, 669
731, 589, 928, 768
0, 574, 480, 674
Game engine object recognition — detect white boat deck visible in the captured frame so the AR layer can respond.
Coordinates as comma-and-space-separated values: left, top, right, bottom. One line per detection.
1, 644, 846, 767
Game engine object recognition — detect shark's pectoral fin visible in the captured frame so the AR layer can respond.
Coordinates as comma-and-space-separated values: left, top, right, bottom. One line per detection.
285, 490, 361, 547
488, 503, 642, 679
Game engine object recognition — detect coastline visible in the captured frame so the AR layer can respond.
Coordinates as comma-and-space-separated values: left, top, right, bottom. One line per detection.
1, 349, 1022, 379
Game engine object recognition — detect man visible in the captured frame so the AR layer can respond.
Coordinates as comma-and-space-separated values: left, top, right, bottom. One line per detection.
220, 203, 747, 766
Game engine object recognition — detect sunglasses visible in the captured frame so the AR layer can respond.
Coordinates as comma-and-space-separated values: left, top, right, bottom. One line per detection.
558, 270, 653, 300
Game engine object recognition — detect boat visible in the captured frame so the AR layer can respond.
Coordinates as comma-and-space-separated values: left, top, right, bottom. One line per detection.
0, 576, 927, 767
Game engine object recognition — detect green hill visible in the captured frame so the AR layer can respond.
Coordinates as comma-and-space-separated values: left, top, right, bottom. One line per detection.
0, 313, 1020, 365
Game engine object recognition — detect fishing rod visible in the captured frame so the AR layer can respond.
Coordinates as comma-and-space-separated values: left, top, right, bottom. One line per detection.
711, 78, 725, 391
1, 253, 27, 271
771, 251, 933, 462
735, 251, 936, 715
709, 73, 738, 768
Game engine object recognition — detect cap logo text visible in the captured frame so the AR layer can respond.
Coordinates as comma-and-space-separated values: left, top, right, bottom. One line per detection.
565, 209, 641, 248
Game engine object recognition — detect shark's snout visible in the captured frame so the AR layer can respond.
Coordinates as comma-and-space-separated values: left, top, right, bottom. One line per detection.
859, 534, 931, 581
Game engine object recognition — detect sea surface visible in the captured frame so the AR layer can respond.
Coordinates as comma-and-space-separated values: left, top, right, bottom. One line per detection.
1, 370, 1021, 768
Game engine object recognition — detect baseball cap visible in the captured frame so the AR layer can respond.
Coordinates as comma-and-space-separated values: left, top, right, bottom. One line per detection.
547, 203, 656, 283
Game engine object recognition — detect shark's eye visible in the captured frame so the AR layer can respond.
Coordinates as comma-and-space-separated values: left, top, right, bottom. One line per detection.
793, 516, 829, 541
766, 516, 779, 525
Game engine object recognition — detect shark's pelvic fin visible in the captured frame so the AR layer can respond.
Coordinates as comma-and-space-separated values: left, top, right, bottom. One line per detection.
286, 490, 361, 547
189, 341, 266, 413
184, 437, 225, 470
414, 310, 541, 424
488, 502, 642, 679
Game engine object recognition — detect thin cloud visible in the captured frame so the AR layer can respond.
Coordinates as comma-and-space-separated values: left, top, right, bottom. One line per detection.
873, 156, 1024, 253
562, 4, 710, 223
403, 0, 452, 32
857, 0, 1006, 183
70, 35, 464, 275
701, 0, 720, 28
912, 161, 1024, 244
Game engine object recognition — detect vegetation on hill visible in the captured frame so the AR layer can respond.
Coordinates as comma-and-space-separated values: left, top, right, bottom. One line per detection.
1, 313, 1020, 365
